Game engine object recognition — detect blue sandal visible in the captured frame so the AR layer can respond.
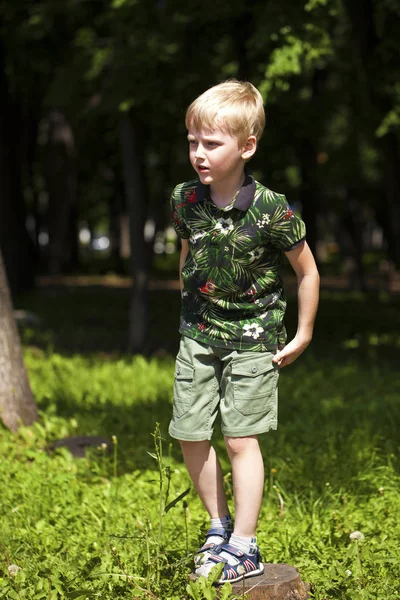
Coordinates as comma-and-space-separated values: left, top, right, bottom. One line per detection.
194, 528, 231, 568
196, 542, 264, 583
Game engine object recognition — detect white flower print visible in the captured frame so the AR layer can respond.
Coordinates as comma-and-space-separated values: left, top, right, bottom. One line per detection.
270, 292, 279, 305
256, 213, 271, 229
214, 217, 234, 234
249, 248, 264, 262
188, 259, 198, 276
242, 323, 264, 339
189, 231, 206, 244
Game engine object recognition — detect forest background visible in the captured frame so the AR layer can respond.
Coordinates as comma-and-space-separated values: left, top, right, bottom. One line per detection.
1, 0, 400, 350
1, 1, 400, 599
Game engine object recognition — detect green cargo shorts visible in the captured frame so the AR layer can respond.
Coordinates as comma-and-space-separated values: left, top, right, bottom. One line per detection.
169, 336, 279, 441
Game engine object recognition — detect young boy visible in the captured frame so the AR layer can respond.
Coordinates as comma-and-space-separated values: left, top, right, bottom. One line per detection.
169, 80, 319, 583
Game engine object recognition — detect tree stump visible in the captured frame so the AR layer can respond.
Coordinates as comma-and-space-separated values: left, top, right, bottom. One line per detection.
229, 563, 309, 599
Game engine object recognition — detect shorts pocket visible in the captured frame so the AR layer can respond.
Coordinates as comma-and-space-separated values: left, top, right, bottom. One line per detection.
231, 354, 278, 416
173, 357, 194, 418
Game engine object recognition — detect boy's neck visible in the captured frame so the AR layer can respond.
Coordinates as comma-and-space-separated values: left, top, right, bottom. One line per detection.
209, 171, 246, 208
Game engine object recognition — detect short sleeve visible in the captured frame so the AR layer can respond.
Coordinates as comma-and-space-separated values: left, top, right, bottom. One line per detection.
269, 194, 306, 251
170, 185, 190, 239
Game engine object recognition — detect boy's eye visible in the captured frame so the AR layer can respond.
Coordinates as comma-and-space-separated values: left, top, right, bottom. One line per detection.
189, 140, 198, 145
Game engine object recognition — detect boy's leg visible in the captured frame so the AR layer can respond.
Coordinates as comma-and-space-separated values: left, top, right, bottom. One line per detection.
218, 349, 278, 536
180, 439, 233, 566
196, 350, 277, 582
195, 434, 265, 581
179, 440, 229, 517
224, 434, 264, 537
169, 338, 232, 565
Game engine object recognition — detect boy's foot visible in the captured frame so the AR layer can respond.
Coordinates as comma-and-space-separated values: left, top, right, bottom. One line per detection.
194, 527, 231, 568
195, 542, 264, 583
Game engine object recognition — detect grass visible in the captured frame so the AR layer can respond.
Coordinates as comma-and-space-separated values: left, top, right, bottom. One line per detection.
1, 285, 400, 599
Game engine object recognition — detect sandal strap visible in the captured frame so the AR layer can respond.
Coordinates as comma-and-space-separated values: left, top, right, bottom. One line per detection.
202, 543, 244, 567
205, 527, 229, 539
197, 541, 215, 553
203, 553, 227, 566
197, 528, 230, 554
214, 543, 244, 558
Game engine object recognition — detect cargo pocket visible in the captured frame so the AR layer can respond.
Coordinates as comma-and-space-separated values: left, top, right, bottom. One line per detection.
173, 357, 194, 418
231, 355, 278, 416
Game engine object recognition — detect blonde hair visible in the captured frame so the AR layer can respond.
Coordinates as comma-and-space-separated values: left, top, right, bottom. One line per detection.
185, 80, 265, 145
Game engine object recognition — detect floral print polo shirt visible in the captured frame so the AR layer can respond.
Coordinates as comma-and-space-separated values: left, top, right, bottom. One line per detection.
171, 172, 306, 352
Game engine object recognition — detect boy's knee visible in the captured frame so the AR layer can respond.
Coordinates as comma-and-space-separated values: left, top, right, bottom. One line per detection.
179, 439, 211, 452
224, 435, 259, 456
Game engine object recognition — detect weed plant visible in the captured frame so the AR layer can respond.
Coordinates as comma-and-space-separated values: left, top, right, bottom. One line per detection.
1, 290, 400, 598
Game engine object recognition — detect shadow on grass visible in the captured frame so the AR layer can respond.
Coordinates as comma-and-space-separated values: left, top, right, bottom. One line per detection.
40, 394, 184, 472
18, 286, 182, 356
17, 284, 400, 360
16, 284, 400, 483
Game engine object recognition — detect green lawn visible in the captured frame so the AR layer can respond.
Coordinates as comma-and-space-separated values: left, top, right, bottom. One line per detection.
1, 286, 399, 599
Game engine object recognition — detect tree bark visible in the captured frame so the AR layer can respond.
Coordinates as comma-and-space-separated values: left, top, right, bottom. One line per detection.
378, 132, 400, 267
296, 69, 328, 260
0, 39, 36, 295
0, 250, 37, 432
119, 111, 150, 354
108, 184, 126, 274
344, 0, 400, 267
298, 138, 319, 259
44, 109, 78, 275
192, 563, 310, 599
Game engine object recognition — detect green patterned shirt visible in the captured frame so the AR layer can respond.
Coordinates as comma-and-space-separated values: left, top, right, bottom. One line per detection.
171, 172, 306, 352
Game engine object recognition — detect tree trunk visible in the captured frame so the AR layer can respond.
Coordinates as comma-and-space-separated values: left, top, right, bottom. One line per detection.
45, 109, 78, 275
296, 70, 327, 260
334, 199, 367, 291
298, 138, 319, 259
233, 8, 253, 80
0, 39, 36, 295
378, 132, 400, 268
119, 111, 150, 354
109, 184, 126, 274
65, 202, 80, 272
344, 0, 400, 267
0, 250, 37, 432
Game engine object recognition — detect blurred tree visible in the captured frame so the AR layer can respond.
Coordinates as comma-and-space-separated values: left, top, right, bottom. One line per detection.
0, 0, 83, 284
0, 35, 37, 295
1, 0, 399, 349
0, 250, 37, 431
343, 0, 400, 267
43, 109, 78, 274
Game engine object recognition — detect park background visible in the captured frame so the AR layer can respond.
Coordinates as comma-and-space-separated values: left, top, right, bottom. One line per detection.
1, 1, 400, 599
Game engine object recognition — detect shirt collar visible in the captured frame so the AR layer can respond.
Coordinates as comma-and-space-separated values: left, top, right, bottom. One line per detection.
194, 169, 256, 212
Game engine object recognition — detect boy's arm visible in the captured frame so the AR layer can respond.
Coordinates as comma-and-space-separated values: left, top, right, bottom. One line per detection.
272, 241, 320, 368
179, 239, 189, 294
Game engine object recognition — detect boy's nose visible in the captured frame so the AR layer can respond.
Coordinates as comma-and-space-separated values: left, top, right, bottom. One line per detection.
195, 144, 205, 159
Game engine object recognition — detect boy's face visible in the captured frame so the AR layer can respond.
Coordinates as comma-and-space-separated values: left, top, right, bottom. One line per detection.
187, 127, 255, 190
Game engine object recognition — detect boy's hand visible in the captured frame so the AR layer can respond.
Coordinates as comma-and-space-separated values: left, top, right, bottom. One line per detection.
272, 336, 310, 368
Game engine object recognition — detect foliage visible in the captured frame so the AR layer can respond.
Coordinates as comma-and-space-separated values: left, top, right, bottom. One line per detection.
2, 0, 400, 275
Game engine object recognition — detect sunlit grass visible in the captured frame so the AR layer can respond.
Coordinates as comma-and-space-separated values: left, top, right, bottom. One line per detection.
1, 289, 399, 598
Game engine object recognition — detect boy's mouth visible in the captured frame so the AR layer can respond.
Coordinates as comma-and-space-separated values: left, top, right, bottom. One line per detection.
197, 166, 209, 173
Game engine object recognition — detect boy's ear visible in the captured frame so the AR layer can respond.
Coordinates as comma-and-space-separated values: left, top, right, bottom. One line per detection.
241, 135, 257, 160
